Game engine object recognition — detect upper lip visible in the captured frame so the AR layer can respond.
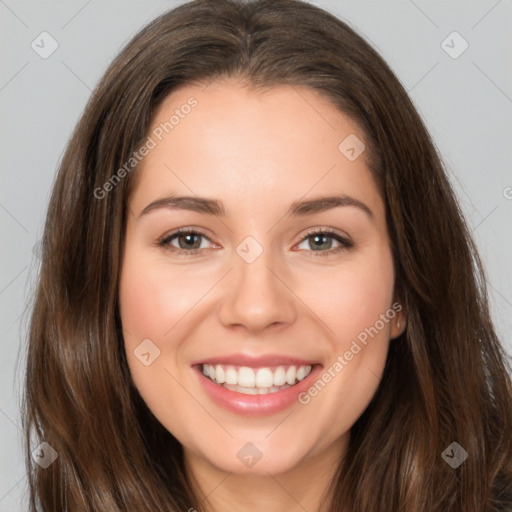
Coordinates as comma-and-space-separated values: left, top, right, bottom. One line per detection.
192, 353, 319, 368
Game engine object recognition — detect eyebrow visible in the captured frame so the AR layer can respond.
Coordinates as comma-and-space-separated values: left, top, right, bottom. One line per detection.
138, 194, 374, 219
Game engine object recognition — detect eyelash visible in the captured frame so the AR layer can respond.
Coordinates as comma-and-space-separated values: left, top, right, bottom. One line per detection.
157, 226, 353, 258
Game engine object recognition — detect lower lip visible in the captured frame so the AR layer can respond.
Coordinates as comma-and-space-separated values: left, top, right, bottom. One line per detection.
193, 365, 322, 416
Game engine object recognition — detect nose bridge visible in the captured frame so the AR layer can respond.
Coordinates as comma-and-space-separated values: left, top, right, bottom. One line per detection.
218, 234, 297, 331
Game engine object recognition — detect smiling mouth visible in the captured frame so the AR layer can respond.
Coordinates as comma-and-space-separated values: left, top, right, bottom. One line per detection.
198, 363, 314, 395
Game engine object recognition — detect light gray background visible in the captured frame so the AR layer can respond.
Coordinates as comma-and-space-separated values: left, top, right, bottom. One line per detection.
1, 1, 511, 510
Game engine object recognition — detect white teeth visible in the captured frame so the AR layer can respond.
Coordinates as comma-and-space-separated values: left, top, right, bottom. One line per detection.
286, 366, 296, 385
234, 385, 258, 395
224, 383, 291, 395
297, 365, 309, 381
255, 368, 274, 388
225, 367, 238, 385
215, 365, 226, 384
201, 363, 313, 390
238, 367, 255, 387
273, 366, 286, 386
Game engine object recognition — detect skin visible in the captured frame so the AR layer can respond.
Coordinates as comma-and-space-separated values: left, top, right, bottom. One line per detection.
119, 77, 406, 512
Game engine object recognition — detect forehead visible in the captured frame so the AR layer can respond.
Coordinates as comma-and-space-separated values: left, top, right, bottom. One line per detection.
129, 79, 384, 224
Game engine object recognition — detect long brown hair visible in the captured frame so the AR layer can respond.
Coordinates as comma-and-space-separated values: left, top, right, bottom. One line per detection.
23, 0, 512, 510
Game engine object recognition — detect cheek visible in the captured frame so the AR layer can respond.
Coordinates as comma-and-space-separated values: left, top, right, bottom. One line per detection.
296, 258, 394, 443
119, 255, 203, 440
300, 245, 394, 407
306, 246, 395, 344
118, 253, 182, 388
119, 254, 204, 342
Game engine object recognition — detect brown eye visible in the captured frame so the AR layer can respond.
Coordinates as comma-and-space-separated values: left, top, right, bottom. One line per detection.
158, 228, 213, 254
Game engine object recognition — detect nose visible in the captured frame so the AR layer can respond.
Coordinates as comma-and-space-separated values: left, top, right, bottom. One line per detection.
218, 245, 297, 333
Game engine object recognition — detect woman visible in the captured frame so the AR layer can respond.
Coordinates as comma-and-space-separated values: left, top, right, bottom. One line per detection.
24, 0, 512, 510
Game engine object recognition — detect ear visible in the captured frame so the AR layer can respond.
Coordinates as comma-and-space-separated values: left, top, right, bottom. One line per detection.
389, 301, 407, 339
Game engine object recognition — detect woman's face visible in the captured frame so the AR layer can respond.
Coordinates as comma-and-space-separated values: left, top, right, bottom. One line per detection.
119, 79, 405, 476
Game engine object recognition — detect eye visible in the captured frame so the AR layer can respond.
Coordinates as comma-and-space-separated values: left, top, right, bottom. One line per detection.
295, 227, 353, 257
157, 227, 353, 257
158, 227, 216, 255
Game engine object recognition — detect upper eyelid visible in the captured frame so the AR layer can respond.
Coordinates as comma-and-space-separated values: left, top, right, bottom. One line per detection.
159, 226, 351, 247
